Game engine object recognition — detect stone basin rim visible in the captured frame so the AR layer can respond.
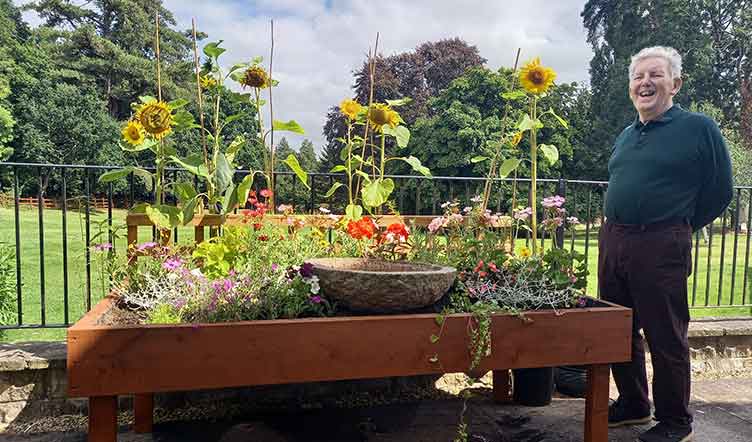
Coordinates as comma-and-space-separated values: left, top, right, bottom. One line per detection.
305, 258, 456, 276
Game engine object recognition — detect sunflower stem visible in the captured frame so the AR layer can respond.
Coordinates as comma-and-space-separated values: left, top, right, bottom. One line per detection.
530, 96, 538, 256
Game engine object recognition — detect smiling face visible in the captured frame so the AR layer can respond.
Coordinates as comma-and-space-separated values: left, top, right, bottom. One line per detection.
629, 56, 682, 122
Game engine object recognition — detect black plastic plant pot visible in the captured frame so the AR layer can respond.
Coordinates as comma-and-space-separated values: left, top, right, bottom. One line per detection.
513, 367, 555, 406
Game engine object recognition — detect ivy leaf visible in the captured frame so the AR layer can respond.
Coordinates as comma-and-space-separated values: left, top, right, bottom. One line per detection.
429, 334, 440, 344
385, 97, 412, 107
383, 125, 410, 148
399, 156, 431, 177
272, 119, 305, 134
539, 144, 559, 165
471, 156, 490, 163
435, 316, 445, 326
517, 114, 543, 132
324, 182, 344, 198
345, 204, 363, 221
499, 158, 522, 178
282, 154, 310, 189
203, 41, 226, 59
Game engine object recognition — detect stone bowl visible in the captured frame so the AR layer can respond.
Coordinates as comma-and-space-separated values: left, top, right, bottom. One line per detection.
306, 258, 456, 313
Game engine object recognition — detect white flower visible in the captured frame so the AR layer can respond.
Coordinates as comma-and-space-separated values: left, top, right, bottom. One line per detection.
470, 195, 483, 203
318, 207, 331, 214
310, 281, 320, 294
190, 268, 204, 279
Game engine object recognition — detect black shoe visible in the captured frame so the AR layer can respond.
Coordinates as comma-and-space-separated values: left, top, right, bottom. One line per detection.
608, 398, 652, 428
638, 422, 694, 442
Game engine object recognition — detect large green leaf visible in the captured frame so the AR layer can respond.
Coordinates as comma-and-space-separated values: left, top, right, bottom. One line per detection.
539, 144, 559, 165
544, 108, 569, 129
172, 153, 209, 178
203, 41, 226, 59
518, 114, 543, 132
173, 182, 197, 203
383, 125, 410, 148
215, 152, 234, 192
324, 182, 344, 198
138, 95, 157, 104
272, 119, 305, 134
399, 156, 432, 177
98, 167, 134, 183
345, 204, 363, 220
168, 98, 189, 109
181, 196, 198, 226
222, 183, 238, 214
471, 156, 490, 163
228, 92, 252, 104
362, 178, 395, 208
146, 204, 181, 229
282, 154, 310, 189
121, 138, 157, 152
329, 165, 347, 173
236, 173, 255, 206
228, 63, 249, 75
225, 135, 246, 164
498, 158, 523, 178
173, 110, 196, 132
385, 97, 412, 107
225, 114, 244, 125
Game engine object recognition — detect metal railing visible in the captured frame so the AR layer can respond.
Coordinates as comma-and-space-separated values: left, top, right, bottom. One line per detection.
0, 162, 749, 330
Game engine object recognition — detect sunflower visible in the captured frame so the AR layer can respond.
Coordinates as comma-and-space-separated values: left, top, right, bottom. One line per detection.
368, 103, 400, 131
136, 101, 174, 139
519, 57, 556, 95
122, 120, 145, 146
340, 99, 363, 121
510, 131, 523, 147
518, 246, 532, 258
240, 65, 269, 89
200, 75, 217, 89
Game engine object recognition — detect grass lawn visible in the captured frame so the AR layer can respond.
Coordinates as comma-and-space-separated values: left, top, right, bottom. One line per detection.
0, 207, 750, 343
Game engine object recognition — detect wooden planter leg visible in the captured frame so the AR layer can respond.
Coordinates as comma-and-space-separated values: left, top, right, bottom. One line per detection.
89, 395, 118, 442
492, 369, 513, 403
134, 393, 154, 433
584, 364, 610, 442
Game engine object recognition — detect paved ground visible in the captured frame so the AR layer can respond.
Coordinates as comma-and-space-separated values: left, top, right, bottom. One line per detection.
3, 378, 752, 442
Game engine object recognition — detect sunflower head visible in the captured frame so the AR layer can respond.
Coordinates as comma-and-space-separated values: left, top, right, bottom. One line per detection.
340, 99, 363, 121
368, 103, 401, 131
510, 131, 523, 147
240, 65, 269, 89
135, 101, 174, 139
200, 75, 217, 89
519, 57, 556, 95
122, 120, 145, 146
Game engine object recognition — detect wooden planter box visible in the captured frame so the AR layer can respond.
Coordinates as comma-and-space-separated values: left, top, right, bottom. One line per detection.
68, 296, 632, 442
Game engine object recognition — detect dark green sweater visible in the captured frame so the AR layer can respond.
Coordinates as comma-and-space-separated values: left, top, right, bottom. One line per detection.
605, 105, 733, 232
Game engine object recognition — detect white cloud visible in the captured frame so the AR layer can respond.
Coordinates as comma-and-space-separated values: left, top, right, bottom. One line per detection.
19, 0, 596, 154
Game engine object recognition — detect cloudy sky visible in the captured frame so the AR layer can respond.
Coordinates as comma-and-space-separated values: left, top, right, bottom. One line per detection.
20, 0, 595, 152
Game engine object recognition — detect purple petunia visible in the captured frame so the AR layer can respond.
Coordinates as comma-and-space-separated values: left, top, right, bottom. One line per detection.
310, 295, 322, 304
162, 258, 183, 271
300, 262, 315, 278
94, 242, 113, 251
136, 241, 158, 252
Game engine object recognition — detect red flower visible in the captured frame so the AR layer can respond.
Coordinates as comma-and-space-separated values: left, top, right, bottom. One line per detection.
347, 217, 376, 240
473, 260, 484, 273
258, 235, 269, 241
488, 262, 498, 272
253, 222, 263, 231
386, 223, 410, 241
260, 189, 273, 198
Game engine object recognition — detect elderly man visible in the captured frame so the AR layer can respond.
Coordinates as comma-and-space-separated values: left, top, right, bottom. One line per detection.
599, 46, 733, 442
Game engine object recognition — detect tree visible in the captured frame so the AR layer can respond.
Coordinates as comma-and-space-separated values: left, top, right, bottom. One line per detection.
26, 0, 199, 119
298, 139, 319, 173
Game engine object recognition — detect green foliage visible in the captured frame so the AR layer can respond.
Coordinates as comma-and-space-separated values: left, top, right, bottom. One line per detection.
0, 242, 16, 326
147, 303, 181, 324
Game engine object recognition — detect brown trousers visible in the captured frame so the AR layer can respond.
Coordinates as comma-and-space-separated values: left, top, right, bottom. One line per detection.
598, 220, 693, 427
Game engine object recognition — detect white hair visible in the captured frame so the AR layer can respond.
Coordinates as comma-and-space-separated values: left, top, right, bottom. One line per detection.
629, 46, 682, 79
